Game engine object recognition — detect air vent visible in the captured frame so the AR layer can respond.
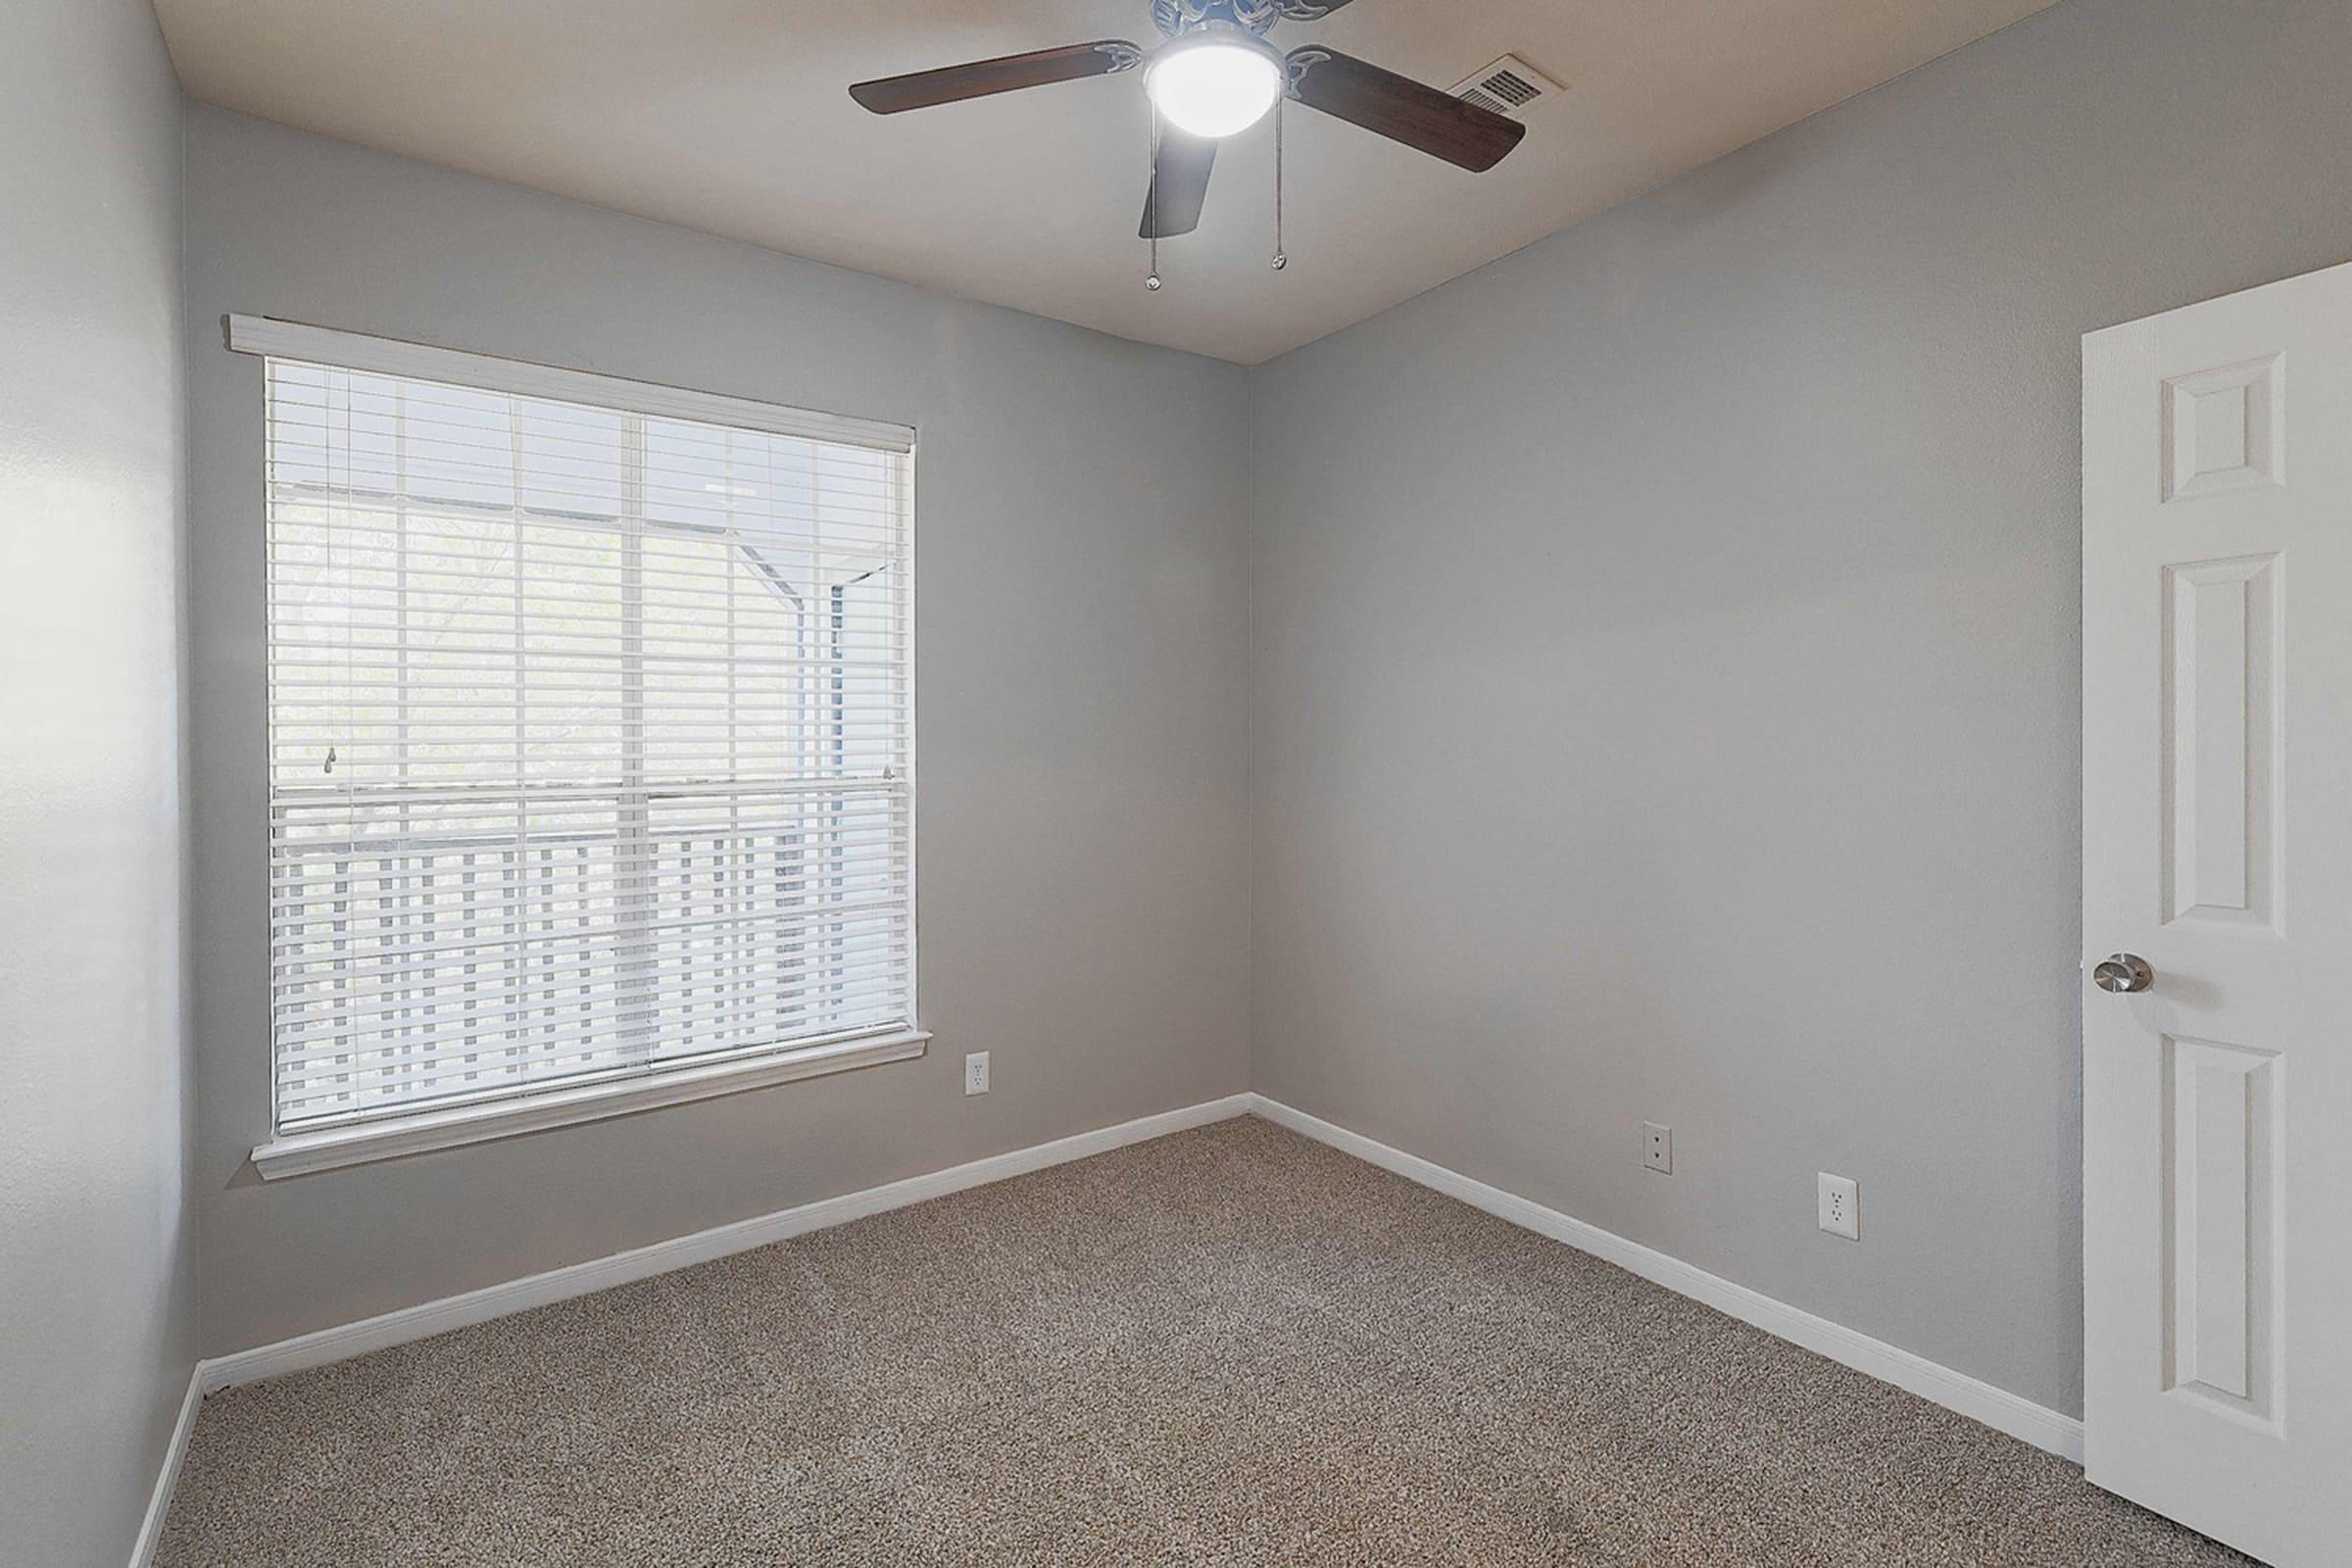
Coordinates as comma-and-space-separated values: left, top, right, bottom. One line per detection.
1448, 54, 1564, 119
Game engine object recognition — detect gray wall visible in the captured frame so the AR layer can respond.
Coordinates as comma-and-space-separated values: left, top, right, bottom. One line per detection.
1248, 0, 2352, 1418
0, 0, 193, 1562
183, 106, 1254, 1354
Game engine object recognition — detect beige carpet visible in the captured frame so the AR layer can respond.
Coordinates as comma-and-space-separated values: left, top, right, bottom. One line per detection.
157, 1116, 2253, 1566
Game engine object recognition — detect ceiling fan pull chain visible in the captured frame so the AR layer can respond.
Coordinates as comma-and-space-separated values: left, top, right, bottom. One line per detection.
1147, 105, 1163, 291
1272, 94, 1288, 271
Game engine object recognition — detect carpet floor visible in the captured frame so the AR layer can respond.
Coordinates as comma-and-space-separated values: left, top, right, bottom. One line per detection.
157, 1116, 2253, 1566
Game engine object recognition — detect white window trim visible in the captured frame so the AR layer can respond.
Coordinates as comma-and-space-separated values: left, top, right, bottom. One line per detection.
233, 317, 924, 1178
225, 316, 917, 453
251, 1026, 932, 1180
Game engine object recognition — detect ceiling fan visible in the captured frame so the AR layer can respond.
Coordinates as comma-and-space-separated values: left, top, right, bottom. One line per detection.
848, 0, 1527, 257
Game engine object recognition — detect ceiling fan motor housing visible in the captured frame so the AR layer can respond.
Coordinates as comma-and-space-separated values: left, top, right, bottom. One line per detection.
1154, 1, 1287, 40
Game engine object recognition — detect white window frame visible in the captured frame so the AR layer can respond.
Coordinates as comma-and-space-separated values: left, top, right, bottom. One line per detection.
231, 317, 924, 1179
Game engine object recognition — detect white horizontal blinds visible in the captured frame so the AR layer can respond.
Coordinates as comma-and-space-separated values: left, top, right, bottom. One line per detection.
266, 356, 913, 1131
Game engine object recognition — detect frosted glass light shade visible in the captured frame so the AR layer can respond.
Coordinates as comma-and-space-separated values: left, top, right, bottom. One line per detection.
1146, 36, 1283, 139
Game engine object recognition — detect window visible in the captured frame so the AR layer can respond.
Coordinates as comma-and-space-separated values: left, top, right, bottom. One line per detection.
248, 320, 915, 1155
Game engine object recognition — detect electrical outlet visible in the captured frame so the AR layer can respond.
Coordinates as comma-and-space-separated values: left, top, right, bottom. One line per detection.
963, 1052, 990, 1097
1818, 1172, 1860, 1240
1642, 1121, 1673, 1175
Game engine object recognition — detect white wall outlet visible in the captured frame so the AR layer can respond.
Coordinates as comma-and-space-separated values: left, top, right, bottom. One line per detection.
1818, 1172, 1860, 1240
1642, 1121, 1673, 1175
963, 1052, 990, 1097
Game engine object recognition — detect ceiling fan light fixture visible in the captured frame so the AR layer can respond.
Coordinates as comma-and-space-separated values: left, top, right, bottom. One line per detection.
1146, 28, 1284, 140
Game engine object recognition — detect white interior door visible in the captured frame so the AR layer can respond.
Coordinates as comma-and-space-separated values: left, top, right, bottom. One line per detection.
2083, 261, 2352, 1567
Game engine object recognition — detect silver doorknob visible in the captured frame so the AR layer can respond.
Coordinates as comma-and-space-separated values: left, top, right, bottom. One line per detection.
2092, 954, 2154, 994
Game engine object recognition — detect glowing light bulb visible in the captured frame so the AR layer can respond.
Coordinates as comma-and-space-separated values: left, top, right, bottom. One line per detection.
1146, 32, 1283, 140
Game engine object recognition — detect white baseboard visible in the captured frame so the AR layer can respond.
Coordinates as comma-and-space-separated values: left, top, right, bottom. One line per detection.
198, 1093, 1252, 1395
1247, 1094, 2086, 1464
128, 1364, 204, 1568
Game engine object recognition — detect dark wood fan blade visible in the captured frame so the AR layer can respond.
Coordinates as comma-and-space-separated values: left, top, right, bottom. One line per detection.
1140, 126, 1217, 238
851, 40, 1139, 115
1285, 47, 1526, 172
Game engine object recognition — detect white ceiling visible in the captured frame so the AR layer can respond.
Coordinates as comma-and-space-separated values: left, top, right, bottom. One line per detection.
152, 0, 2057, 365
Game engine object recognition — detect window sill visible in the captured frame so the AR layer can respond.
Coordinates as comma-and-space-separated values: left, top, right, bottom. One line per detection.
250, 1028, 931, 1181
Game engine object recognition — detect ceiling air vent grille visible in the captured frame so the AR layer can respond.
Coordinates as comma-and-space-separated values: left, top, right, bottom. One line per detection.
1448, 54, 1564, 119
